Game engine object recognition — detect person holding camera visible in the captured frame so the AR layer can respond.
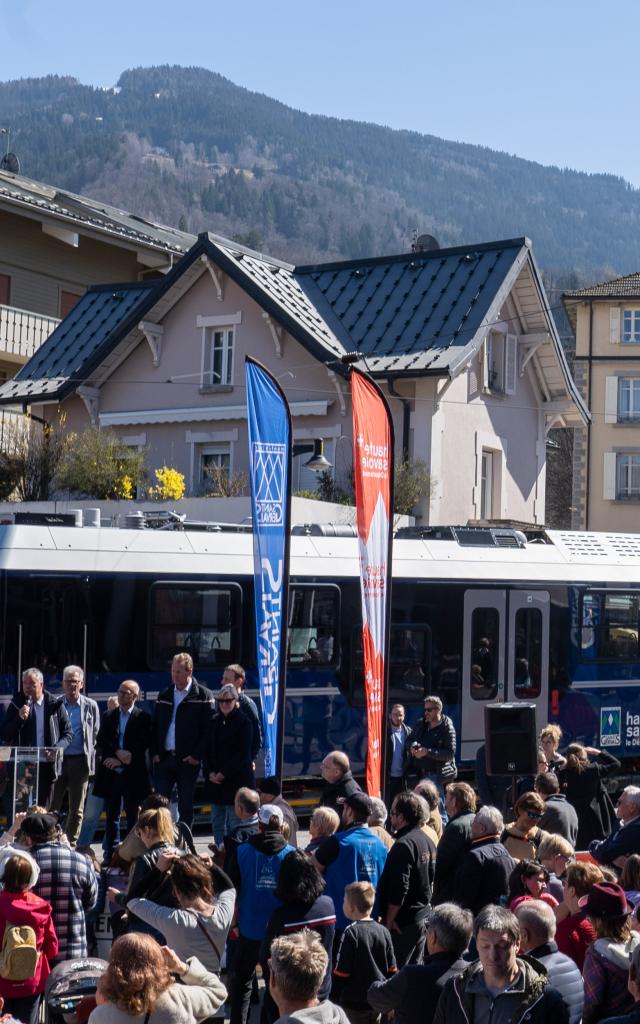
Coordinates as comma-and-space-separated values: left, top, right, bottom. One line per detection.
405, 697, 456, 810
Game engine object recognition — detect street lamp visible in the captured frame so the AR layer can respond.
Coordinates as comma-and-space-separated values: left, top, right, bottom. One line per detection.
292, 438, 332, 472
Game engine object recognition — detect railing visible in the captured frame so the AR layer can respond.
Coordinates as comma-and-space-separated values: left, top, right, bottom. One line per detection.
0, 304, 60, 360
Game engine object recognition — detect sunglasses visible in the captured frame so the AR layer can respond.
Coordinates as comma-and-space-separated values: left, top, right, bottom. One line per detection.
218, 698, 235, 705
526, 811, 543, 820
424, 706, 438, 712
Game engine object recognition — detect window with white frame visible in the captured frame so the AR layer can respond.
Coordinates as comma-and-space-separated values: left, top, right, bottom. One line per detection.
619, 377, 640, 421
622, 309, 640, 344
617, 453, 640, 499
199, 444, 231, 488
480, 450, 494, 519
482, 332, 517, 394
203, 327, 234, 387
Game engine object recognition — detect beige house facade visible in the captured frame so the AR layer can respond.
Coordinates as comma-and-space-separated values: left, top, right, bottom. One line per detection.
0, 232, 587, 526
564, 276, 640, 532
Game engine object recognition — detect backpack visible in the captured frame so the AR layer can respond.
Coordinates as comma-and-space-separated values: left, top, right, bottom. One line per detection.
0, 924, 40, 981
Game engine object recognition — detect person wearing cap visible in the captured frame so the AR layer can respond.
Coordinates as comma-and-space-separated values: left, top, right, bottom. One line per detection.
582, 881, 640, 1024
0, 852, 58, 1024
257, 777, 299, 847
319, 753, 362, 815
314, 791, 387, 933
151, 652, 214, 830
205, 683, 255, 847
19, 811, 97, 964
0, 667, 73, 810
222, 664, 262, 761
227, 803, 295, 1024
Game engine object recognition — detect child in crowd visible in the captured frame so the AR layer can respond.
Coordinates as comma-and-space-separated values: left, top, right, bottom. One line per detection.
332, 882, 396, 1024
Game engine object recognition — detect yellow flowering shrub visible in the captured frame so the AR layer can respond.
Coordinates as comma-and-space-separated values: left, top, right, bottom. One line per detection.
149, 466, 185, 501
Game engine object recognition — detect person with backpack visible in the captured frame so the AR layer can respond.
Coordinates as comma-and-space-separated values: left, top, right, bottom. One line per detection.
0, 852, 58, 1024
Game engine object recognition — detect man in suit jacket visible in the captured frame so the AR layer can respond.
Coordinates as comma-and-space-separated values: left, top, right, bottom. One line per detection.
590, 785, 640, 867
50, 665, 100, 845
0, 666, 73, 809
93, 679, 152, 858
151, 651, 213, 828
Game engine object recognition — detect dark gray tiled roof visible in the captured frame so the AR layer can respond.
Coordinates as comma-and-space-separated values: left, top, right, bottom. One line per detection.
0, 283, 155, 403
295, 239, 526, 374
564, 273, 640, 299
0, 170, 195, 255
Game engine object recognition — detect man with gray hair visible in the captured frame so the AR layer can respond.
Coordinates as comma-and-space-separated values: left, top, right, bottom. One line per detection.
368, 903, 472, 1024
516, 899, 583, 1024
0, 667, 73, 808
590, 785, 640, 867
50, 664, 100, 845
453, 806, 516, 915
433, 905, 568, 1024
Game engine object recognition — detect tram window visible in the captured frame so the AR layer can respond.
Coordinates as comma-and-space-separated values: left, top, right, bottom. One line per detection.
352, 625, 431, 702
288, 586, 339, 666
148, 583, 241, 669
5, 576, 87, 684
470, 608, 499, 700
513, 608, 542, 698
581, 591, 640, 660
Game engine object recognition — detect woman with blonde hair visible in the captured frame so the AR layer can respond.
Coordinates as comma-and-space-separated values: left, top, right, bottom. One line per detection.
559, 743, 620, 848
305, 806, 340, 855
90, 933, 226, 1024
539, 724, 566, 771
109, 807, 183, 934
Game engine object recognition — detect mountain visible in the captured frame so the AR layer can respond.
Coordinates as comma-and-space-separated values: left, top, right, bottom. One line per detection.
1, 65, 638, 281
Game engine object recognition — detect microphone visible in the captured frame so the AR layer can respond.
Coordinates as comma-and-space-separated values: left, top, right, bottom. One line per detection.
25, 697, 33, 709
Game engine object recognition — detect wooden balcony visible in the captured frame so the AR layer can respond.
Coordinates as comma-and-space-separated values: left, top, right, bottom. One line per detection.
0, 305, 60, 362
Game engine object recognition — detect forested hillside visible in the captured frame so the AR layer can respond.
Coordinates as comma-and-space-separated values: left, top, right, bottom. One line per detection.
1, 65, 638, 282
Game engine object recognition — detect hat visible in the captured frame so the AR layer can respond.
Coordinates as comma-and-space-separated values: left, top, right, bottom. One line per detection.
215, 684, 239, 701
0, 848, 39, 887
343, 791, 372, 820
258, 803, 284, 826
20, 812, 58, 841
579, 881, 632, 918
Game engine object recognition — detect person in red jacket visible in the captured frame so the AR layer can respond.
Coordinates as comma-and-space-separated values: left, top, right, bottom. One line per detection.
0, 852, 58, 1024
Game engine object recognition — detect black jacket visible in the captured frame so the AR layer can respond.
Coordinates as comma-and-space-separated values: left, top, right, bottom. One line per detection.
151, 679, 213, 761
0, 690, 72, 771
538, 794, 579, 846
433, 956, 568, 1024
406, 715, 457, 782
204, 707, 255, 805
93, 704, 152, 801
319, 770, 362, 814
377, 824, 436, 927
558, 752, 620, 847
368, 951, 467, 1024
432, 811, 474, 904
239, 691, 262, 760
454, 835, 517, 916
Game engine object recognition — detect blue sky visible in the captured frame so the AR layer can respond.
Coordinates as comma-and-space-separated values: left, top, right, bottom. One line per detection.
3, 0, 640, 185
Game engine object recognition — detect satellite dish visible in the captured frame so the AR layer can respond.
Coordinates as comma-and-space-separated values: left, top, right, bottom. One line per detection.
0, 153, 20, 174
414, 233, 439, 252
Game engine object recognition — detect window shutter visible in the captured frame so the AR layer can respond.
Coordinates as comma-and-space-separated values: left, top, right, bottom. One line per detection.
468, 358, 479, 398
610, 308, 621, 344
482, 337, 490, 390
604, 377, 619, 423
504, 334, 517, 394
603, 452, 617, 499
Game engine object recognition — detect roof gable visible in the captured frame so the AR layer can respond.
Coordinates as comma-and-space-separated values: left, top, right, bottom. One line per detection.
564, 272, 640, 300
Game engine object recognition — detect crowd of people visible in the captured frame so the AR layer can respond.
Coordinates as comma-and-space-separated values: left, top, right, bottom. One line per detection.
0, 667, 636, 1024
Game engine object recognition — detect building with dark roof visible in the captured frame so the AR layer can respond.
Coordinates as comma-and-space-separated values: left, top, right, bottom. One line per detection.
0, 167, 194, 387
0, 229, 587, 526
564, 273, 640, 532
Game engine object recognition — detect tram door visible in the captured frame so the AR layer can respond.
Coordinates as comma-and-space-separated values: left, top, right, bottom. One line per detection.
460, 589, 550, 761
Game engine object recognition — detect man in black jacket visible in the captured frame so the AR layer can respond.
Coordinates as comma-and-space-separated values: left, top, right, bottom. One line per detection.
405, 696, 456, 797
151, 651, 213, 828
433, 782, 476, 904
92, 679, 152, 859
0, 667, 73, 808
368, 902, 472, 1024
453, 806, 517, 916
378, 790, 436, 966
319, 751, 362, 813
